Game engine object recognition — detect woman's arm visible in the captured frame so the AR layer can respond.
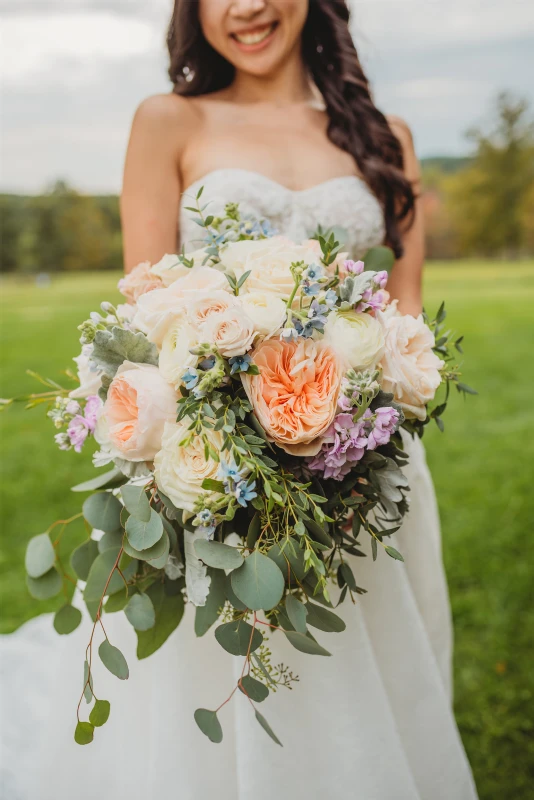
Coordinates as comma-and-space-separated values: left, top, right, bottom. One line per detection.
120, 94, 194, 273
385, 116, 425, 316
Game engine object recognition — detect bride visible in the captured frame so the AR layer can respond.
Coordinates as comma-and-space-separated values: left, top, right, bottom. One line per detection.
1, 1, 478, 798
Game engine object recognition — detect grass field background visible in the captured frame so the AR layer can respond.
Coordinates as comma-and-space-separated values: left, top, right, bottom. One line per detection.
1, 263, 533, 798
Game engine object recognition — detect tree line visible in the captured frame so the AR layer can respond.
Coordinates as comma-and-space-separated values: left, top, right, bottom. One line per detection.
1, 93, 533, 273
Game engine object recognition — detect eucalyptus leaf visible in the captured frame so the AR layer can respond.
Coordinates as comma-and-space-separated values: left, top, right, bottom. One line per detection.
214, 619, 263, 656
74, 721, 94, 746
146, 535, 171, 569
123, 529, 169, 562
239, 675, 269, 702
285, 595, 308, 634
246, 513, 261, 549
339, 562, 357, 592
194, 709, 223, 744
305, 602, 346, 633
231, 551, 284, 611
385, 545, 404, 562
121, 485, 151, 522
71, 539, 99, 581
26, 567, 62, 600
104, 587, 131, 613
194, 539, 244, 570
89, 699, 110, 727
98, 639, 129, 680
125, 509, 163, 551
268, 542, 309, 583
83, 660, 93, 703
71, 468, 124, 493
84, 547, 137, 603
363, 245, 395, 274
53, 604, 82, 635
255, 710, 282, 746
136, 582, 185, 659
124, 593, 156, 631
195, 569, 226, 637
225, 574, 247, 611
83, 492, 122, 533
25, 533, 55, 579
283, 630, 332, 656
97, 529, 123, 553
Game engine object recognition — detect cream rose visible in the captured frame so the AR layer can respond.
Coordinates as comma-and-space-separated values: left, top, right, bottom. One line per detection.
220, 236, 317, 298
240, 290, 288, 338
103, 362, 178, 461
118, 261, 163, 303
154, 420, 224, 512
134, 267, 230, 345
187, 290, 237, 328
200, 305, 256, 358
323, 310, 385, 371
150, 250, 213, 287
381, 312, 444, 420
159, 314, 200, 389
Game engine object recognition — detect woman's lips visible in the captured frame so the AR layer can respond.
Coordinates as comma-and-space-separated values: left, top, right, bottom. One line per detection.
230, 22, 279, 52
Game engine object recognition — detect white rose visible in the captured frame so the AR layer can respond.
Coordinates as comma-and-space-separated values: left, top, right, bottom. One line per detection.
150, 250, 213, 287
69, 344, 102, 399
200, 305, 256, 358
159, 314, 200, 389
381, 312, 444, 420
134, 267, 230, 345
220, 236, 317, 299
186, 290, 237, 328
323, 310, 385, 371
154, 421, 224, 513
240, 290, 288, 338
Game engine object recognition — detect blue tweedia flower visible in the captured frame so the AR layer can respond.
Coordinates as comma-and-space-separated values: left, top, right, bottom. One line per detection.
228, 353, 253, 374
307, 299, 329, 326
303, 263, 325, 282
182, 367, 199, 390
234, 480, 258, 508
280, 326, 299, 342
302, 280, 321, 297
218, 458, 244, 492
324, 289, 338, 309
198, 355, 216, 371
196, 523, 216, 540
197, 509, 213, 525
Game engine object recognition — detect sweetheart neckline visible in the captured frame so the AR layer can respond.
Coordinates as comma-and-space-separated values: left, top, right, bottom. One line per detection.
180, 168, 367, 200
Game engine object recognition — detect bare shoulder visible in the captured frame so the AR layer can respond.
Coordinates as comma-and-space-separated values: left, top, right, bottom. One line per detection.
131, 93, 200, 141
386, 115, 415, 152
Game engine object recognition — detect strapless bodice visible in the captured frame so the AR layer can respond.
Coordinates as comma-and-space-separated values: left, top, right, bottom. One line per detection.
179, 168, 385, 258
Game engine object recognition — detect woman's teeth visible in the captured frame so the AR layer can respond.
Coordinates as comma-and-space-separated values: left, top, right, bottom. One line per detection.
233, 24, 276, 45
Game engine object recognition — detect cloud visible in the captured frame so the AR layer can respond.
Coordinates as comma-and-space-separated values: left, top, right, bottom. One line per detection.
0, 0, 533, 192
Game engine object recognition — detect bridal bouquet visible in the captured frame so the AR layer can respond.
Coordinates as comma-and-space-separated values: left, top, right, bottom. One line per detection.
9, 190, 474, 747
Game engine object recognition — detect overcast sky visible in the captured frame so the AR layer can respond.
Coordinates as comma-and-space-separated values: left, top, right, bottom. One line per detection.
1, 0, 533, 194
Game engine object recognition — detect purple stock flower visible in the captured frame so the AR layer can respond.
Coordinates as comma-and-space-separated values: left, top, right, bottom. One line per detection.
67, 416, 92, 453
84, 395, 101, 429
367, 407, 400, 450
344, 259, 364, 275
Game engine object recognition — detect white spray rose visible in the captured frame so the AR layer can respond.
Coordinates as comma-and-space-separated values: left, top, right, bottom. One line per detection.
240, 290, 288, 338
69, 344, 102, 399
154, 421, 224, 513
323, 310, 385, 371
159, 314, 200, 389
380, 312, 444, 420
200, 306, 256, 358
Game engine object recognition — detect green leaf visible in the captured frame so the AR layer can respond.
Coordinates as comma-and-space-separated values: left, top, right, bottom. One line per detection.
83, 492, 122, 533
74, 721, 94, 745
339, 562, 357, 591
200, 478, 226, 493
99, 639, 129, 679
225, 574, 248, 611
246, 513, 261, 549
302, 517, 333, 547
97, 529, 123, 553
371, 537, 378, 562
305, 602, 346, 633
255, 710, 282, 746
214, 619, 263, 656
194, 539, 244, 570
89, 699, 110, 727
71, 539, 99, 581
123, 529, 169, 562
195, 569, 226, 637
125, 509, 163, 551
385, 545, 404, 562
104, 588, 131, 613
84, 547, 127, 603
268, 542, 309, 583
121, 485, 151, 522
231, 551, 285, 611
285, 595, 308, 634
363, 245, 395, 274
25, 533, 55, 579
283, 630, 331, 656
194, 709, 223, 744
83, 659, 93, 703
239, 675, 269, 702
53, 604, 82, 635
71, 468, 124, 492
124, 593, 156, 631
136, 582, 185, 659
91, 326, 158, 381
26, 567, 62, 600
456, 382, 478, 395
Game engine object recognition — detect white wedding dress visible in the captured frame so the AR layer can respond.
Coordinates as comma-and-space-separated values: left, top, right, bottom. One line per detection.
0, 169, 478, 800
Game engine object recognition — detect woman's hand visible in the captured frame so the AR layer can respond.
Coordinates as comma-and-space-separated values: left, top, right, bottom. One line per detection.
385, 116, 425, 317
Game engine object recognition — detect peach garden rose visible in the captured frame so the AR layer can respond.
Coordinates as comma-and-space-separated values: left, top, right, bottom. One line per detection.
241, 338, 345, 456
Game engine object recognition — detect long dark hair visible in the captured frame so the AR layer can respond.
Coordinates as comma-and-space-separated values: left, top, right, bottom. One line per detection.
167, 0, 415, 257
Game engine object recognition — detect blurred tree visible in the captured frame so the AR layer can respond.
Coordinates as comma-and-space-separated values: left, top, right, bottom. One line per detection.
446, 93, 534, 258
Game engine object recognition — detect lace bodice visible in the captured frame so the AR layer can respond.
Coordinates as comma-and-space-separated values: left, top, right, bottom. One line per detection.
179, 168, 385, 258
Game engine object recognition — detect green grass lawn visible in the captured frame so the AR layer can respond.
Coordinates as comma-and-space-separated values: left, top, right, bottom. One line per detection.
1, 263, 533, 798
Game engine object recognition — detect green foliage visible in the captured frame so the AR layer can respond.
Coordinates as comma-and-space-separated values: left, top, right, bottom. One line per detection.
120, 485, 151, 522
82, 492, 122, 533
84, 547, 137, 603
231, 552, 285, 611
26, 567, 62, 600
125, 509, 163, 551
195, 569, 226, 637
194, 709, 223, 744
285, 595, 308, 634
124, 593, 156, 631
283, 630, 332, 657
239, 675, 269, 702
74, 721, 94, 745
304, 603, 345, 633
98, 639, 129, 680
70, 539, 99, 581
215, 619, 263, 656
136, 582, 185, 659
53, 604, 82, 635
25, 533, 55, 578
89, 699, 111, 727
254, 710, 282, 746
194, 539, 244, 570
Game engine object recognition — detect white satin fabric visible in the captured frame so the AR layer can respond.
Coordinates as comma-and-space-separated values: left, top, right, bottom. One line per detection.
0, 172, 478, 799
